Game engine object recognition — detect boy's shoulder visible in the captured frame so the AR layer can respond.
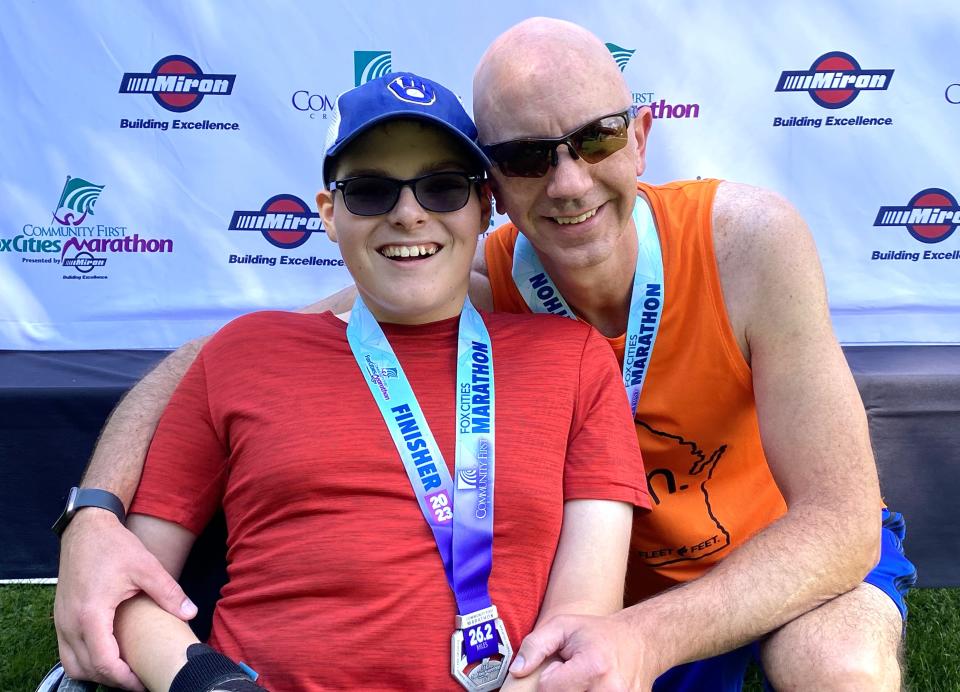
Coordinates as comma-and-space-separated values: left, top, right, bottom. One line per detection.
204, 310, 338, 354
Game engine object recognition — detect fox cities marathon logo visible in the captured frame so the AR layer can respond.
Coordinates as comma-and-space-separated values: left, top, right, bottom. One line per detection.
53, 177, 105, 227
119, 55, 239, 132
8, 176, 175, 280
606, 42, 700, 120
227, 194, 344, 269
871, 188, 960, 262
773, 52, 894, 128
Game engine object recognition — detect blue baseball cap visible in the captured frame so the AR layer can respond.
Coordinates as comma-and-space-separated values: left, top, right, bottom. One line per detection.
322, 72, 489, 185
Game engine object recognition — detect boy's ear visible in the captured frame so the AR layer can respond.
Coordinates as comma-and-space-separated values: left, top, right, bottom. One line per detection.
316, 189, 338, 242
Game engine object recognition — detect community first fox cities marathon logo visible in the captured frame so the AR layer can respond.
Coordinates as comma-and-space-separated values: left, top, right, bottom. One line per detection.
607, 43, 700, 120
773, 51, 895, 128
8, 176, 175, 280
871, 188, 960, 262
227, 194, 344, 268
118, 55, 239, 131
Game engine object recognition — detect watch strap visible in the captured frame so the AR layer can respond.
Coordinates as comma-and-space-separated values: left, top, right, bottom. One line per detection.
52, 487, 126, 537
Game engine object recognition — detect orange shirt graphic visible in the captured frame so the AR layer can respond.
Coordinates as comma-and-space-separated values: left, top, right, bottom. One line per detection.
484, 179, 787, 600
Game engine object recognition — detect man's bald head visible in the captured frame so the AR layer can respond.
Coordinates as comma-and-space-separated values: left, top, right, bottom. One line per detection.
473, 18, 632, 144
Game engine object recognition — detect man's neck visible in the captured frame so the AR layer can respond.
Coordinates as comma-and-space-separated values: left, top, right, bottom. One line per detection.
538, 220, 639, 338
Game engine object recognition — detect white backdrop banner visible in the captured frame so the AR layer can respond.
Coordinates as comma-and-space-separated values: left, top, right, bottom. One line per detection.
1, 1, 958, 349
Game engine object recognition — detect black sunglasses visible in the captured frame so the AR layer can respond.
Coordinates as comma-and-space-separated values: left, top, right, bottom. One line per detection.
328, 171, 484, 217
481, 108, 636, 178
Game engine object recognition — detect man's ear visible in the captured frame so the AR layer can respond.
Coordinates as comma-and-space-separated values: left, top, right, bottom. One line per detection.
632, 106, 653, 178
316, 188, 338, 243
478, 181, 493, 234
487, 176, 508, 216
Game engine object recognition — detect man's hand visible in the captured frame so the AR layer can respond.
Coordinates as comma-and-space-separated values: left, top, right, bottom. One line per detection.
54, 510, 197, 690
509, 612, 657, 692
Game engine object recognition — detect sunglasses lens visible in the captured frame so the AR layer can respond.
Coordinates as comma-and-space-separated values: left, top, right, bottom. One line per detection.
414, 173, 473, 212
490, 142, 553, 178
339, 173, 476, 216
341, 177, 399, 216
573, 114, 629, 163
487, 111, 631, 177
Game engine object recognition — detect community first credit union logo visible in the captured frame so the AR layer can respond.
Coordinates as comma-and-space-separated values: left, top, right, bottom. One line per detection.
607, 43, 700, 120
947, 82, 960, 105
872, 188, 960, 262
8, 175, 175, 280
354, 50, 393, 86
774, 52, 894, 128
227, 194, 344, 269
119, 55, 240, 132
291, 50, 392, 120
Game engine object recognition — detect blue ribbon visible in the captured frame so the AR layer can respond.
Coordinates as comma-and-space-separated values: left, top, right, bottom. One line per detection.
347, 296, 499, 662
511, 195, 664, 412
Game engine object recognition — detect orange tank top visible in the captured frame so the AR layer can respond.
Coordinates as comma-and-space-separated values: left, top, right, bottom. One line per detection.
484, 179, 787, 599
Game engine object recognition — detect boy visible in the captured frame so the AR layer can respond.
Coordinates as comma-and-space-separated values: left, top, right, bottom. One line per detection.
111, 72, 649, 691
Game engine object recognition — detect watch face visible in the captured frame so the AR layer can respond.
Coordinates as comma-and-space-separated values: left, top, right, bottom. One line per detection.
52, 487, 79, 537
65, 486, 79, 515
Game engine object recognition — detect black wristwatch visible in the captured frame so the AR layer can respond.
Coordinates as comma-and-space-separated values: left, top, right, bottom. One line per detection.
52, 487, 126, 538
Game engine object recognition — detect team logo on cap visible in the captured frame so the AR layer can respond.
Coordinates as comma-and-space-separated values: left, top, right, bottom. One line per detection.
775, 52, 893, 109
119, 55, 236, 113
874, 188, 960, 244
354, 50, 393, 86
229, 194, 323, 249
387, 75, 437, 106
605, 43, 636, 72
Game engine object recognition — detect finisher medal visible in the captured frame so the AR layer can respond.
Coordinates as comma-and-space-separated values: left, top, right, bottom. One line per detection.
348, 297, 512, 691
512, 195, 664, 413
450, 605, 512, 691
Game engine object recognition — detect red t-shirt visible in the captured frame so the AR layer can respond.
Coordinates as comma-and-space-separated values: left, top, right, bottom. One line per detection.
132, 310, 648, 690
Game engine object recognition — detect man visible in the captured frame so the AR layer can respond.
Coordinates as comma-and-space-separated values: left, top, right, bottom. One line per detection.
54, 18, 912, 691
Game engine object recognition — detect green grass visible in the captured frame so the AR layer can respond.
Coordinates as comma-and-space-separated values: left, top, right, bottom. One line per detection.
1, 584, 58, 691
2, 585, 958, 690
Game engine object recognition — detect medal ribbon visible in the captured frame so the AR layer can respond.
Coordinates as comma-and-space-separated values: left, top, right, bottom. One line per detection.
511, 195, 664, 413
347, 296, 499, 662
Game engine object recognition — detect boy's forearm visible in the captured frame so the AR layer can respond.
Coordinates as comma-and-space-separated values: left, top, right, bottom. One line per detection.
80, 338, 207, 505
115, 594, 199, 692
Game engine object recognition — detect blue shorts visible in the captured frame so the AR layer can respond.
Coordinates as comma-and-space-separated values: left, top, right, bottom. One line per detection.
652, 509, 917, 692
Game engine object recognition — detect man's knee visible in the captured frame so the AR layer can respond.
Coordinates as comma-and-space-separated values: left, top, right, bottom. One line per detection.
761, 584, 904, 691
766, 643, 901, 691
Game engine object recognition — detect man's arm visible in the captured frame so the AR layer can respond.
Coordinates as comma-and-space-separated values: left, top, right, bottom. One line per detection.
511, 184, 882, 689
298, 283, 357, 314
500, 499, 633, 692
55, 338, 207, 689
469, 236, 495, 311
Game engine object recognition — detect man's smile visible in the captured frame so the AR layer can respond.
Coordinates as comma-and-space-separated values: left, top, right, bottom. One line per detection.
551, 207, 600, 225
